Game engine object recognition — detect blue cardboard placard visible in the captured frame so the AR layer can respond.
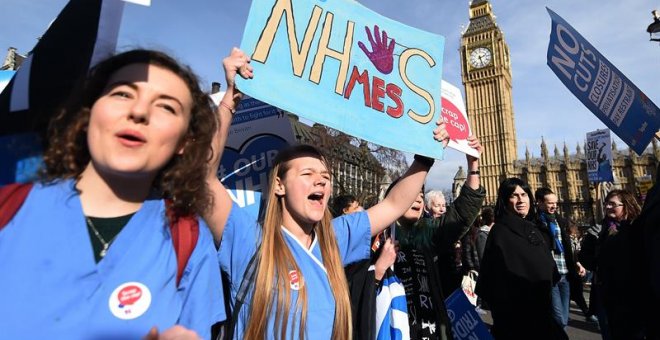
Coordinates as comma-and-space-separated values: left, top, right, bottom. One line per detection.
237, 0, 445, 159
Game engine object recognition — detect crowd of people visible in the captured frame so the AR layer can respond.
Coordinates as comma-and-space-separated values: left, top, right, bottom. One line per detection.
1, 45, 659, 340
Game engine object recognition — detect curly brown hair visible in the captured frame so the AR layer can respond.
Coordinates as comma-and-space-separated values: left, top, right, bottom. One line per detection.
41, 49, 217, 218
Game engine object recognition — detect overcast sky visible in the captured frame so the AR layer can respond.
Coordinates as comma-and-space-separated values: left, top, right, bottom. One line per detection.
2, 0, 658, 191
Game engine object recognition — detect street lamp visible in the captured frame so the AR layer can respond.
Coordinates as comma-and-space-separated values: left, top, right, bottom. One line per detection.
647, 10, 660, 42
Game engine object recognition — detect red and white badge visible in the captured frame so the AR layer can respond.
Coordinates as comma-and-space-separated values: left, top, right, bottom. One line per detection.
289, 270, 303, 291
109, 282, 152, 320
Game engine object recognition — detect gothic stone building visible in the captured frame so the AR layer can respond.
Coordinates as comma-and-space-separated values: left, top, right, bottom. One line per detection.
288, 114, 386, 208
456, 0, 659, 224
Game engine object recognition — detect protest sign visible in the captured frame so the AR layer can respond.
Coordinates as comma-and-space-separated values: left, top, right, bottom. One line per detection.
445, 289, 493, 340
586, 129, 614, 183
211, 93, 295, 219
547, 8, 660, 155
237, 0, 445, 159
441, 80, 479, 158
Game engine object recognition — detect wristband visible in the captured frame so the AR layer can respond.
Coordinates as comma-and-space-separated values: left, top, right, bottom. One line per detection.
469, 170, 480, 176
414, 154, 435, 168
219, 101, 236, 115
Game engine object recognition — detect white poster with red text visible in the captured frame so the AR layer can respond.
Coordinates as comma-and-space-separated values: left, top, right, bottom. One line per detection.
440, 80, 479, 158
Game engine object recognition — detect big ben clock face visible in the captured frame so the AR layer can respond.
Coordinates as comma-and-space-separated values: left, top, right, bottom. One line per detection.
469, 47, 492, 68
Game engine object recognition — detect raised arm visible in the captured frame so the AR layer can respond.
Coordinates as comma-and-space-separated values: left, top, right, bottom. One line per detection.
434, 135, 485, 246
204, 48, 253, 245
366, 120, 449, 236
464, 134, 482, 190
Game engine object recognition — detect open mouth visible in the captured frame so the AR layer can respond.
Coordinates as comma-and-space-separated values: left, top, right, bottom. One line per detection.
308, 192, 325, 205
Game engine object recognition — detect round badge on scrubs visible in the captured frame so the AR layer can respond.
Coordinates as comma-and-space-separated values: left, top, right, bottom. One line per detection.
289, 270, 302, 290
109, 281, 152, 320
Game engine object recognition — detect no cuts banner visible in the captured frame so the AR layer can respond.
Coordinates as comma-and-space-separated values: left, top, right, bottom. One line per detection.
586, 129, 614, 183
546, 8, 660, 155
236, 0, 446, 159
210, 93, 295, 220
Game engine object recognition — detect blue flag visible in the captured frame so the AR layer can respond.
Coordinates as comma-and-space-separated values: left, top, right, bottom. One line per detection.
375, 269, 409, 340
546, 8, 660, 155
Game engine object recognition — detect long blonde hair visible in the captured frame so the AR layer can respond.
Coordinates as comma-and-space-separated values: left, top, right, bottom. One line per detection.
244, 145, 352, 340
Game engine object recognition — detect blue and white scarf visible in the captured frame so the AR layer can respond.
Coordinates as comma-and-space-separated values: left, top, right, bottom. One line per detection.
540, 212, 564, 254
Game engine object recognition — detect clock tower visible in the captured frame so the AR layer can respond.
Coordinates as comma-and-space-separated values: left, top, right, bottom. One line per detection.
460, 0, 518, 204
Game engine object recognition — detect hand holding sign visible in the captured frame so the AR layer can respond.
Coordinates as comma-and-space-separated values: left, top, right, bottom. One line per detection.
465, 135, 482, 162
211, 48, 255, 181
433, 119, 451, 148
358, 25, 395, 74
223, 48, 253, 103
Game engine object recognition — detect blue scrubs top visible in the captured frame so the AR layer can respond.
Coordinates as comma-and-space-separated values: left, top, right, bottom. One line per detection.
219, 202, 371, 339
0, 180, 225, 339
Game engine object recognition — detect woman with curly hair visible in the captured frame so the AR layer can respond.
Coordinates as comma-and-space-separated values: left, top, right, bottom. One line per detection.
0, 48, 248, 339
580, 189, 644, 339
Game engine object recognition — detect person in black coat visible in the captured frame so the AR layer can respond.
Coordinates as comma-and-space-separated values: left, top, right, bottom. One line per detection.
476, 178, 567, 339
635, 163, 660, 339
534, 187, 586, 330
580, 189, 644, 340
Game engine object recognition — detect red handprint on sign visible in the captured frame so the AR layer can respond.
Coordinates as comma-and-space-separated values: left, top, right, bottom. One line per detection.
358, 25, 395, 74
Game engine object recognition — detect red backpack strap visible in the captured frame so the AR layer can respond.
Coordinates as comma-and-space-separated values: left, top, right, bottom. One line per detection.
0, 183, 34, 230
165, 200, 199, 287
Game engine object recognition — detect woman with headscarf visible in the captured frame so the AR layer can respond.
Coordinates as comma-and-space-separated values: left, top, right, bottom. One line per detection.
476, 178, 567, 339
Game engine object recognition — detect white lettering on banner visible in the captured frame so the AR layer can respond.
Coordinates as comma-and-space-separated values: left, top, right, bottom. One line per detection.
227, 171, 270, 207
574, 45, 596, 92
611, 83, 633, 127
599, 70, 622, 117
551, 23, 597, 93
551, 24, 578, 80
451, 312, 479, 338
589, 60, 610, 108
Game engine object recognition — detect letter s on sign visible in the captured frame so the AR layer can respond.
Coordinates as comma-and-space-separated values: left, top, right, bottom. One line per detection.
399, 48, 436, 124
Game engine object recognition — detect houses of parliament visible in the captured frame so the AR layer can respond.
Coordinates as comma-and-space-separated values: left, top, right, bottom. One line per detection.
453, 0, 659, 224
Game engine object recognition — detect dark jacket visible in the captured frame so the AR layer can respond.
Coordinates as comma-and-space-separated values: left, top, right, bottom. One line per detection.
581, 218, 646, 339
344, 259, 376, 340
395, 185, 485, 340
461, 231, 480, 272
476, 211, 567, 340
475, 225, 490, 263
634, 167, 660, 339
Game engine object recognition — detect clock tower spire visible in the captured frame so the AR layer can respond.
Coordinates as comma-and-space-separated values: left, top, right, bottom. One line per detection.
460, 0, 518, 204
